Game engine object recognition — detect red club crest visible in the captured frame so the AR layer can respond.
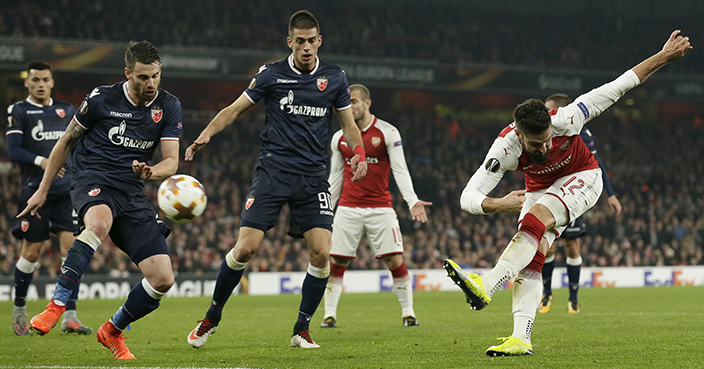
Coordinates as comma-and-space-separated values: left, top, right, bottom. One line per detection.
21, 220, 30, 232
55, 108, 66, 118
371, 136, 381, 147
317, 77, 328, 91
151, 109, 163, 123
245, 197, 255, 210
88, 188, 101, 196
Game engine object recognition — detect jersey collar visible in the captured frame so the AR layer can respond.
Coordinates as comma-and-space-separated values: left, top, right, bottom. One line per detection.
288, 54, 320, 75
360, 115, 377, 132
123, 81, 159, 107
25, 97, 53, 108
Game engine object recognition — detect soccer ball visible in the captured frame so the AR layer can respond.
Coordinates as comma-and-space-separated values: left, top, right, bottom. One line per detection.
157, 174, 207, 223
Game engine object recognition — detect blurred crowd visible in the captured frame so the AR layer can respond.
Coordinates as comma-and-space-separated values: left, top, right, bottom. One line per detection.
0, 0, 701, 74
1, 103, 702, 277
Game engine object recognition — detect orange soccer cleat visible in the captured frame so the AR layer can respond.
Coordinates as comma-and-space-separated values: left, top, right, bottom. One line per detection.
30, 300, 66, 335
96, 321, 136, 360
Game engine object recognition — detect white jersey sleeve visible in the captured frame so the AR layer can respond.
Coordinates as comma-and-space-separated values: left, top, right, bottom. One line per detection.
379, 120, 420, 210
328, 129, 345, 208
552, 70, 641, 136
460, 133, 520, 215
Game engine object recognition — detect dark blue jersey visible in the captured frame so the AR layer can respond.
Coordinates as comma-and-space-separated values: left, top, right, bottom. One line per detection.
6, 98, 74, 194
580, 127, 615, 197
243, 55, 351, 176
72, 81, 182, 184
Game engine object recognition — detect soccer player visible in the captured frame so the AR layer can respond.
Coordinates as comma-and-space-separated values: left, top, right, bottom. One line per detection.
444, 31, 690, 356
320, 84, 431, 328
7, 60, 91, 336
185, 10, 368, 349
539, 93, 623, 315
18, 41, 182, 360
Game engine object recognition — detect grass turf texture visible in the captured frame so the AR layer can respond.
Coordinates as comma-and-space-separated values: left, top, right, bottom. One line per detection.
2, 286, 703, 368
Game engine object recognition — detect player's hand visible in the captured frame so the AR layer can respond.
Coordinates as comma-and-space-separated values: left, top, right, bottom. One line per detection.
607, 195, 622, 215
132, 160, 153, 180
349, 155, 368, 182
38, 157, 65, 178
499, 190, 526, 214
411, 200, 433, 223
185, 137, 210, 161
17, 189, 48, 219
661, 30, 692, 62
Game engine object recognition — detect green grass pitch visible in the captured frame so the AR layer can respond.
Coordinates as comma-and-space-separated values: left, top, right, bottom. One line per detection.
2, 286, 703, 368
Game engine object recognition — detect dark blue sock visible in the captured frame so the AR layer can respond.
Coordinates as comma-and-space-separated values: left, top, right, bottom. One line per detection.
205, 259, 244, 326
542, 259, 555, 297
14, 267, 34, 307
111, 281, 160, 330
66, 282, 80, 311
295, 273, 328, 334
567, 264, 581, 302
58, 241, 94, 291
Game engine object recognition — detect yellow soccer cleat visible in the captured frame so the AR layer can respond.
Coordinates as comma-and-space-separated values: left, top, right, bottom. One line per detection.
443, 259, 491, 310
486, 336, 534, 357
538, 295, 552, 314
568, 301, 580, 314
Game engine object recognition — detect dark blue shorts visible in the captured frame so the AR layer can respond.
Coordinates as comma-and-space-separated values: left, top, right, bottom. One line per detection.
241, 162, 333, 238
562, 215, 586, 240
13, 188, 78, 242
71, 172, 170, 261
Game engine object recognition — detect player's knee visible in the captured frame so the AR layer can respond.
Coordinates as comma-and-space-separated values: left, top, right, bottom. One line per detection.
22, 244, 42, 262
148, 273, 174, 293
86, 221, 110, 240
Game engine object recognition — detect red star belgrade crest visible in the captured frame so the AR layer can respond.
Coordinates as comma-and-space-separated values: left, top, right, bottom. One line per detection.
21, 220, 29, 232
317, 77, 328, 91
88, 188, 101, 196
55, 108, 66, 118
151, 109, 163, 123
245, 197, 255, 210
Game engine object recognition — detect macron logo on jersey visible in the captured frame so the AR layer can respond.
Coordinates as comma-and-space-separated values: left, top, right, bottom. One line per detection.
110, 111, 133, 118
279, 90, 328, 117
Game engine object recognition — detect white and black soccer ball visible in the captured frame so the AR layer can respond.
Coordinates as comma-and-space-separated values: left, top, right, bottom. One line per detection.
157, 174, 207, 223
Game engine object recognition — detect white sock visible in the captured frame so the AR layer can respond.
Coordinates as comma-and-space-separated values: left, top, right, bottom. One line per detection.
511, 269, 542, 345
16, 256, 38, 274
323, 274, 343, 319
393, 274, 415, 317
482, 231, 539, 297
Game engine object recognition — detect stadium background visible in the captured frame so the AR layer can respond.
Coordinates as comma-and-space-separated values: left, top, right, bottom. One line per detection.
0, 0, 702, 286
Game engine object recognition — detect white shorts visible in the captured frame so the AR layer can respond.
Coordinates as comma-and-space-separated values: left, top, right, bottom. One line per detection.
518, 168, 603, 244
330, 206, 403, 258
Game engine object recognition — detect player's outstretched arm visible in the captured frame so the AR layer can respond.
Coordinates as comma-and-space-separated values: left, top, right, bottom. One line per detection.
185, 94, 253, 161
17, 118, 85, 218
632, 30, 692, 82
336, 108, 367, 182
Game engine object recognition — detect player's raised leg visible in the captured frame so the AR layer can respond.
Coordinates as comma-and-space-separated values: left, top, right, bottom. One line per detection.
31, 205, 109, 335
291, 228, 330, 348
188, 227, 263, 348
13, 241, 41, 336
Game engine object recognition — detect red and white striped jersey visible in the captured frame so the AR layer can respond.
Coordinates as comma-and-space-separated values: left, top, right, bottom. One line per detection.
329, 115, 419, 209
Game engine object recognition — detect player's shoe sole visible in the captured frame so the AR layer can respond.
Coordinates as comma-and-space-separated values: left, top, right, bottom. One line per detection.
320, 316, 336, 328
96, 321, 135, 360
568, 301, 580, 314
486, 336, 534, 357
188, 319, 218, 348
443, 259, 491, 310
30, 300, 66, 335
62, 318, 93, 335
291, 330, 320, 348
538, 295, 553, 314
13, 306, 30, 336
403, 315, 419, 326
